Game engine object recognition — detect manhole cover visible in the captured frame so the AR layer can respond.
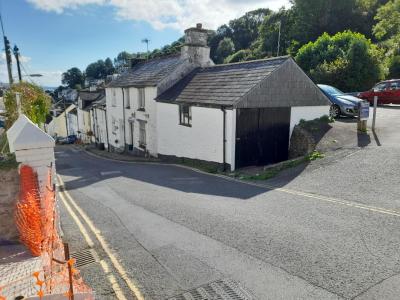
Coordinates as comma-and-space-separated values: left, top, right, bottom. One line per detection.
169, 279, 253, 300
71, 249, 98, 268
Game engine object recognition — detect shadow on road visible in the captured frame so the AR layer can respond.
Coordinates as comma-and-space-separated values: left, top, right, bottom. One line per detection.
56, 147, 269, 200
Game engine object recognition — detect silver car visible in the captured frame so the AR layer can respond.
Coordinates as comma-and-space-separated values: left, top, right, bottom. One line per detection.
318, 84, 364, 118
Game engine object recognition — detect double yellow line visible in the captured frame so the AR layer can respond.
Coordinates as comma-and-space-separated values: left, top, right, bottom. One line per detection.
57, 175, 145, 300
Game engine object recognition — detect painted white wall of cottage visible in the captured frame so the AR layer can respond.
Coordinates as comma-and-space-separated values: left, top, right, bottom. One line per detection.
77, 107, 92, 143
157, 103, 235, 168
90, 107, 108, 147
290, 105, 330, 137
106, 86, 158, 155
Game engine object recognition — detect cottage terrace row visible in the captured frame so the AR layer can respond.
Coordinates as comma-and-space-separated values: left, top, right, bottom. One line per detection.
47, 23, 330, 171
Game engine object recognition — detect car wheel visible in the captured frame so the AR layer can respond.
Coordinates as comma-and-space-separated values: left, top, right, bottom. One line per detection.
329, 105, 340, 118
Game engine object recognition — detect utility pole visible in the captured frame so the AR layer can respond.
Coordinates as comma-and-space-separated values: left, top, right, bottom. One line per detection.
0, 12, 13, 85
13, 45, 22, 82
277, 21, 282, 57
141, 38, 150, 60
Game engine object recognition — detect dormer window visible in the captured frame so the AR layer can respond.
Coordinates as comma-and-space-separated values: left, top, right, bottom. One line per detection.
179, 105, 191, 127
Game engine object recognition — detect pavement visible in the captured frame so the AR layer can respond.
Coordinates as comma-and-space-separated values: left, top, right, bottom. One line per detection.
55, 107, 400, 300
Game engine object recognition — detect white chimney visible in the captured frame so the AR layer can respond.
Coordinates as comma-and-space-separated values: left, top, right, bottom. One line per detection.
181, 23, 214, 67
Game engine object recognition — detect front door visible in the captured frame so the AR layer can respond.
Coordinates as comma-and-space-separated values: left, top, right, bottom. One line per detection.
235, 108, 291, 169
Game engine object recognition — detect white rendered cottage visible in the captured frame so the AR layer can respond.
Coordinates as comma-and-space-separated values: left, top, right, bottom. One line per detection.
155, 56, 330, 171
105, 24, 213, 155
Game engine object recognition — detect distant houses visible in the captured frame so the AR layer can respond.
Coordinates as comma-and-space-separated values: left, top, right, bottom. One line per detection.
47, 23, 330, 170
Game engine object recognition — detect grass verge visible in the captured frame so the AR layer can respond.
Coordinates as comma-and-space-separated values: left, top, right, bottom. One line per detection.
239, 151, 325, 181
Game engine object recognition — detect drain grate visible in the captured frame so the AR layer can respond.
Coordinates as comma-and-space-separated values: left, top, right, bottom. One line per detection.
169, 279, 253, 300
70, 248, 98, 268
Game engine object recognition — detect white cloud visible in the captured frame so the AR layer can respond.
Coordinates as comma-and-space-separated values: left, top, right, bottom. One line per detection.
27, 0, 291, 30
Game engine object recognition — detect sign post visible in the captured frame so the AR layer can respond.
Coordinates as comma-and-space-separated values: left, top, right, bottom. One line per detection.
358, 101, 370, 132
372, 96, 378, 131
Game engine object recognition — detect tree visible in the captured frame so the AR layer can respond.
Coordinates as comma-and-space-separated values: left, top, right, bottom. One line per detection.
290, 0, 382, 47
215, 38, 235, 63
296, 31, 383, 91
229, 9, 272, 50
256, 8, 295, 57
3, 82, 51, 128
114, 51, 134, 72
104, 57, 115, 76
373, 0, 400, 52
85, 60, 107, 80
224, 49, 252, 64
62, 67, 84, 89
388, 55, 400, 78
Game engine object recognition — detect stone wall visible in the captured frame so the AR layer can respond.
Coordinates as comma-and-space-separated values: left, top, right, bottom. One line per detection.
289, 125, 316, 159
0, 168, 19, 242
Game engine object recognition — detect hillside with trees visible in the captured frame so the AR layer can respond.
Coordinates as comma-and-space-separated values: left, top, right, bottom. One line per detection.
61, 0, 399, 93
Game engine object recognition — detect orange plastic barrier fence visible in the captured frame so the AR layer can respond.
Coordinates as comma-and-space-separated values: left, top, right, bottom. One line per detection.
0, 165, 94, 299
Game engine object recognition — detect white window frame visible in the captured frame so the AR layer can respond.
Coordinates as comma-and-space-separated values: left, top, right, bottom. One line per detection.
138, 120, 146, 148
179, 104, 192, 127
111, 89, 117, 107
138, 88, 145, 111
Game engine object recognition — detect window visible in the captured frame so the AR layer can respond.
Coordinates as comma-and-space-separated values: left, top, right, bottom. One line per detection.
111, 89, 117, 107
179, 105, 192, 126
138, 88, 145, 110
139, 121, 146, 147
373, 83, 387, 92
389, 81, 400, 90
124, 88, 130, 108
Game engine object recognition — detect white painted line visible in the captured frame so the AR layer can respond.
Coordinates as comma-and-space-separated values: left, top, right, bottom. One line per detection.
58, 175, 145, 300
100, 171, 122, 176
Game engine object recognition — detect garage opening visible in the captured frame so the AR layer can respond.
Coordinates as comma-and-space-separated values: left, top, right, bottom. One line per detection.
235, 108, 291, 169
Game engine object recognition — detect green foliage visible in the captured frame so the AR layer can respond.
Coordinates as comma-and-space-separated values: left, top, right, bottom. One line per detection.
215, 38, 235, 63
86, 58, 115, 80
3, 82, 51, 128
388, 55, 400, 78
225, 49, 252, 63
373, 0, 400, 43
62, 67, 84, 89
296, 31, 383, 91
256, 8, 295, 57
0, 153, 18, 170
239, 150, 325, 181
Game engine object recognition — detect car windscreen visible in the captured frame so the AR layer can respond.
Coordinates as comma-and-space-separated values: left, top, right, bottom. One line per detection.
320, 85, 345, 96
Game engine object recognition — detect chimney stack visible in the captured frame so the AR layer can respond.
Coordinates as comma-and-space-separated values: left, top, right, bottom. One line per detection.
181, 23, 213, 67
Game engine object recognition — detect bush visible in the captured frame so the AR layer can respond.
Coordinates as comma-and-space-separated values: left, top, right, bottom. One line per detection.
295, 31, 383, 92
388, 55, 400, 78
224, 49, 252, 63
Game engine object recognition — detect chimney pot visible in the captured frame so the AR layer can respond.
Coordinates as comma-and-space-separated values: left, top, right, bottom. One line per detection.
196, 23, 202, 29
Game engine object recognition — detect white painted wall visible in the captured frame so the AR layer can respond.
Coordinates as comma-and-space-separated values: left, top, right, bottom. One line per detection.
77, 107, 92, 143
106, 86, 158, 155
290, 105, 330, 138
90, 107, 108, 148
157, 103, 235, 167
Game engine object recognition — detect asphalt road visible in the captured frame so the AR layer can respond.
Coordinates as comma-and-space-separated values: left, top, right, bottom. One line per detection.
56, 107, 400, 300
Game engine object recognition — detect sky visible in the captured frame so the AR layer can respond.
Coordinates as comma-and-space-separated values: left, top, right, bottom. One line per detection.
0, 0, 290, 87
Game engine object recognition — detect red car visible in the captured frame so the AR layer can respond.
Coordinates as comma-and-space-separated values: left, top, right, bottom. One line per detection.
359, 79, 400, 105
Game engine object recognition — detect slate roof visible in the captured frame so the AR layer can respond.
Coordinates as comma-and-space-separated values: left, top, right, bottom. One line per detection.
156, 56, 290, 107
107, 55, 183, 88
78, 89, 105, 110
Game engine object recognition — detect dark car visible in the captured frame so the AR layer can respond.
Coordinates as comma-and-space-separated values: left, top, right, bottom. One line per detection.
318, 84, 364, 118
57, 135, 77, 144
358, 79, 400, 105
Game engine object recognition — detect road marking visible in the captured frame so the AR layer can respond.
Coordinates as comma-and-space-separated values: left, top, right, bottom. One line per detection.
59, 191, 127, 300
57, 174, 145, 300
100, 171, 122, 176
81, 148, 400, 218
